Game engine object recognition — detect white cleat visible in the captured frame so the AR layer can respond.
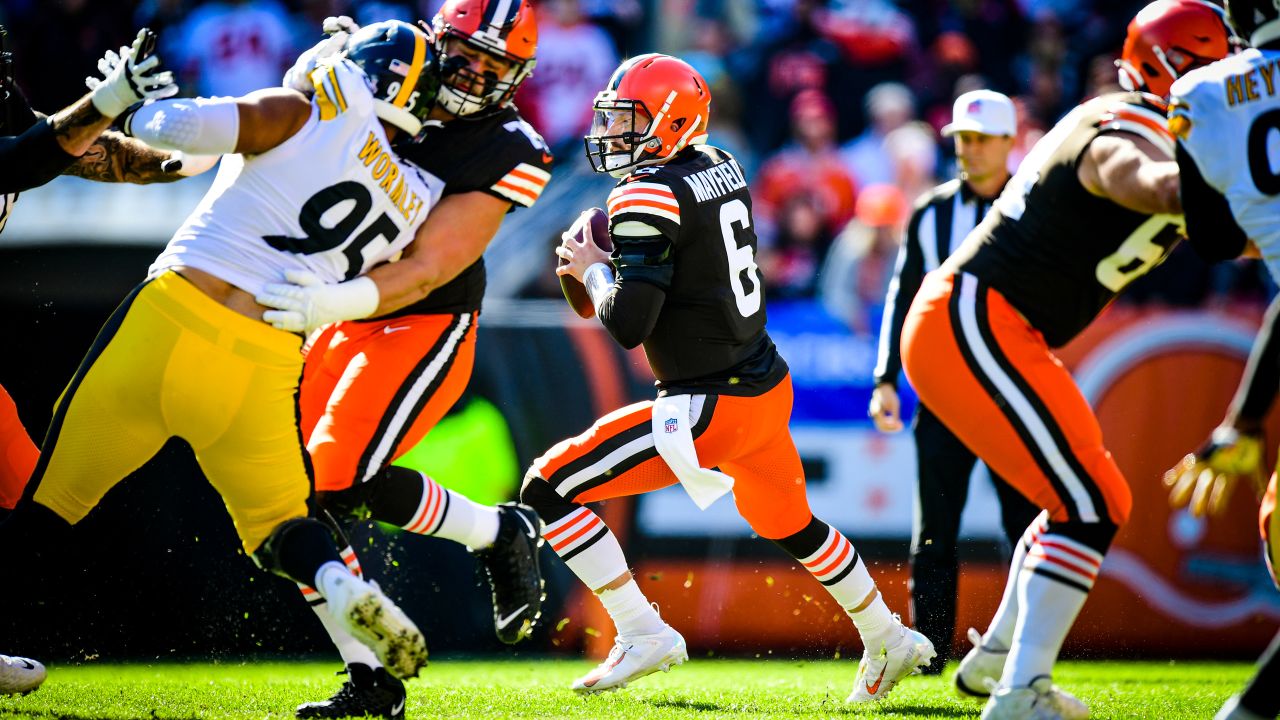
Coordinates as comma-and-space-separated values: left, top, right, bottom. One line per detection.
956, 627, 1009, 697
0, 655, 46, 696
982, 676, 1089, 720
846, 618, 936, 702
571, 624, 688, 694
1216, 695, 1269, 720
327, 575, 428, 681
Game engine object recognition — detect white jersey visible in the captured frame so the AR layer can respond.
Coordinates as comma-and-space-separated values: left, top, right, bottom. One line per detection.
150, 59, 442, 295
1171, 48, 1280, 279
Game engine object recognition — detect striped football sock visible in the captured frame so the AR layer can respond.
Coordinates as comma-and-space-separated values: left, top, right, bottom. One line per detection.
398, 471, 500, 549
984, 511, 1049, 651
301, 545, 380, 669
1003, 529, 1106, 687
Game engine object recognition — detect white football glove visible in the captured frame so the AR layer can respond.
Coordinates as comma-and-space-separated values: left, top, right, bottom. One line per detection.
257, 269, 380, 334
85, 29, 178, 118
282, 16, 359, 94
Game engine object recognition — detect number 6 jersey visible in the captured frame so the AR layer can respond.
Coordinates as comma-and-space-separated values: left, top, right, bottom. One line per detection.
946, 91, 1182, 348
149, 59, 443, 294
604, 144, 787, 397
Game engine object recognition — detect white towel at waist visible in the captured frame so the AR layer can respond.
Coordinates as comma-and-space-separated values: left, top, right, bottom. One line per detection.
651, 393, 734, 510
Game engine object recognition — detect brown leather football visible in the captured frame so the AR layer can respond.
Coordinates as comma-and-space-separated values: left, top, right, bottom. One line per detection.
558, 207, 613, 319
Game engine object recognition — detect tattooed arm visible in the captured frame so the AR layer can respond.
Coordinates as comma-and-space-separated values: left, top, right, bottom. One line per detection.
48, 94, 116, 157
0, 93, 116, 193
63, 130, 180, 184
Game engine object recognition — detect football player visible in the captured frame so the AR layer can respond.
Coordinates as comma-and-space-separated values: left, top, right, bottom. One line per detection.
521, 53, 933, 700
1161, 1, 1280, 717
0, 20, 450, 690
0, 25, 199, 698
261, 3, 553, 717
898, 1, 1234, 718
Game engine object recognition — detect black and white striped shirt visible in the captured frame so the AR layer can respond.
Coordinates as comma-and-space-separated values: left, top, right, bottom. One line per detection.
873, 178, 1003, 387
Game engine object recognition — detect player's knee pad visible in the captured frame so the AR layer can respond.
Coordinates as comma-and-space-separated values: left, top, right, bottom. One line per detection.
1044, 518, 1118, 556
315, 482, 373, 522
252, 516, 340, 585
519, 473, 579, 524
364, 465, 430, 528
771, 515, 827, 560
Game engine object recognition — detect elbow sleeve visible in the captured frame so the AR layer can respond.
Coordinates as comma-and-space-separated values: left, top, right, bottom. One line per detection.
123, 97, 240, 155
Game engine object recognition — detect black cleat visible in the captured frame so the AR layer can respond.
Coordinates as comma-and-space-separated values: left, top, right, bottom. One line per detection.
472, 502, 545, 644
296, 664, 406, 719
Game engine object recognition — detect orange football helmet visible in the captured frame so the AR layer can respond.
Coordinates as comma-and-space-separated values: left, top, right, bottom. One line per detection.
585, 53, 711, 177
1117, 0, 1237, 99
432, 0, 537, 116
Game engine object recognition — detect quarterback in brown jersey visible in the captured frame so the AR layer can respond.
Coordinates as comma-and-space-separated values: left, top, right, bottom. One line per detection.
898, 2, 1236, 718
520, 53, 934, 701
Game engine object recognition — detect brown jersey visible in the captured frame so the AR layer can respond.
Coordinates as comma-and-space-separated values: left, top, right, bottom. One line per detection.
604, 145, 788, 396
947, 92, 1182, 348
387, 105, 553, 316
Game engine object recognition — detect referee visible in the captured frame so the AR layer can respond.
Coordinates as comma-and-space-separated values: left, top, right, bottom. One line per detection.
869, 89, 1038, 670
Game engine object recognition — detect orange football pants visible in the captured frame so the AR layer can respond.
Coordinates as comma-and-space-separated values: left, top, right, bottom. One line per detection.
300, 312, 477, 492
0, 382, 38, 510
901, 272, 1131, 525
531, 374, 811, 539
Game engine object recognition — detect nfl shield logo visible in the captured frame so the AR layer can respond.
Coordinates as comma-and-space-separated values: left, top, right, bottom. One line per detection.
664, 418, 678, 433
967, 99, 983, 114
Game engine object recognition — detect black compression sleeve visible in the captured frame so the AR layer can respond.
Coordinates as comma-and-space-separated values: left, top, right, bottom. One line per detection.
597, 276, 666, 350
0, 120, 77, 194
874, 206, 927, 387
1177, 141, 1248, 263
1231, 294, 1280, 430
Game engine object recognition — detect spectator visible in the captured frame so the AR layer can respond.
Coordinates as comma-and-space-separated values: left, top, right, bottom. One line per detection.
883, 121, 939, 204
840, 81, 915, 187
818, 183, 909, 336
760, 193, 830, 299
166, 0, 299, 98
515, 0, 617, 154
738, 0, 849, 152
755, 89, 859, 245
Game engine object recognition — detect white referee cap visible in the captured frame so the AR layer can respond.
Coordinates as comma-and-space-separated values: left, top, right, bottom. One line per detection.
941, 89, 1016, 137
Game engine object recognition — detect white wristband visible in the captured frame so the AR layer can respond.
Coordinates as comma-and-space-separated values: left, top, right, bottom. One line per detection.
583, 262, 616, 314
125, 96, 240, 155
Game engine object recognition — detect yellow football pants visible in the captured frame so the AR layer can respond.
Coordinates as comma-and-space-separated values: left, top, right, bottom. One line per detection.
30, 271, 311, 552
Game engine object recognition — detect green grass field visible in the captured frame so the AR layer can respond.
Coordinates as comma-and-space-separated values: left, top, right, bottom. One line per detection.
0, 659, 1253, 719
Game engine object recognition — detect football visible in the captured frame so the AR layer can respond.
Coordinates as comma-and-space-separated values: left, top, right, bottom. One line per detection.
558, 207, 613, 319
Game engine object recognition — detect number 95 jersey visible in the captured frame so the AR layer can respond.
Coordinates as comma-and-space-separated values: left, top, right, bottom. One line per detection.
1171, 48, 1280, 279
150, 59, 443, 294
948, 92, 1182, 348
608, 145, 787, 396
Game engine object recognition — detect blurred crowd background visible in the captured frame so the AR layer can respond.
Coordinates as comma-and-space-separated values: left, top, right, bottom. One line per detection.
3, 0, 1273, 339
3, 0, 1280, 663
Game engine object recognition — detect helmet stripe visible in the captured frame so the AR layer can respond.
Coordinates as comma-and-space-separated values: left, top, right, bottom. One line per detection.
607, 54, 655, 92
393, 29, 427, 109
482, 0, 520, 39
